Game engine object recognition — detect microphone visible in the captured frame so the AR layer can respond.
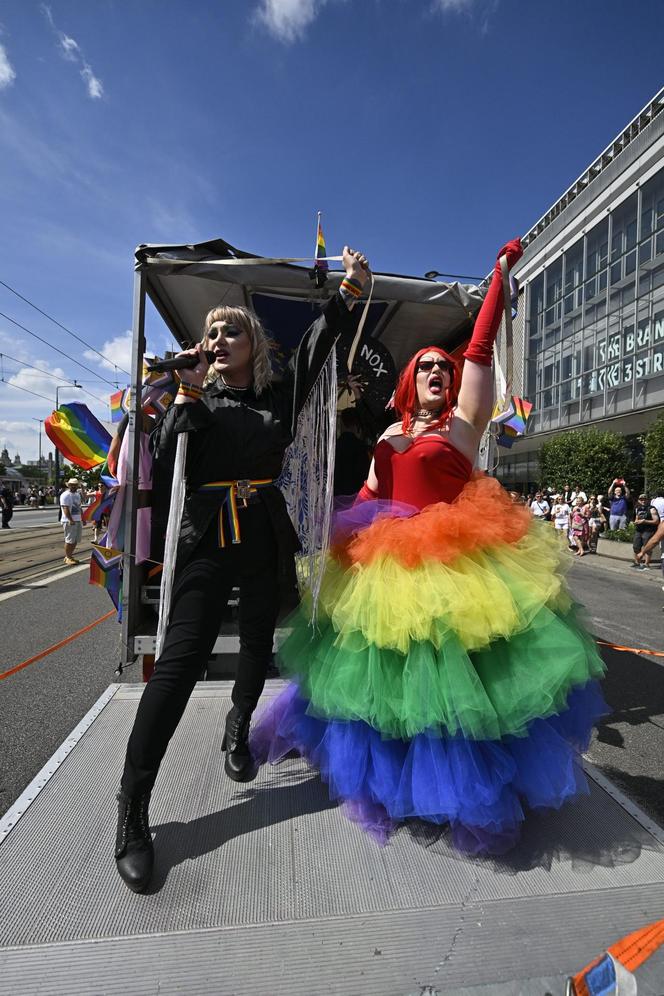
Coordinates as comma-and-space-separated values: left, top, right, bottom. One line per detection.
145, 350, 216, 373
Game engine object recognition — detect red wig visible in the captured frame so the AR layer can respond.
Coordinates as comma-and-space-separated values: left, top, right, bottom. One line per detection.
393, 346, 460, 435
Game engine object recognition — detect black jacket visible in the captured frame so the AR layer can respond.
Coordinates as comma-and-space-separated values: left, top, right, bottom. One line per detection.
151, 293, 358, 584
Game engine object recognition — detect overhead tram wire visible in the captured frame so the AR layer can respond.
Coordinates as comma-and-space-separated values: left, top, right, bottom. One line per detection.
0, 352, 109, 407
0, 308, 121, 388
0, 378, 55, 404
0, 277, 131, 378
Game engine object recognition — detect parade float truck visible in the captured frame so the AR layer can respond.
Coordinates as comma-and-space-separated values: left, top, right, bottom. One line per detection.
1, 238, 663, 996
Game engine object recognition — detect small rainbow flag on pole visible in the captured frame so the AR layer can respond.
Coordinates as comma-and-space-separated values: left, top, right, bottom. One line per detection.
89, 543, 122, 610
45, 402, 112, 470
109, 388, 128, 423
315, 211, 328, 272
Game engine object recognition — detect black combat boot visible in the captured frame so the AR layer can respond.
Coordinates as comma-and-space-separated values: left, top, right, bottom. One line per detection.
222, 706, 256, 782
115, 790, 154, 893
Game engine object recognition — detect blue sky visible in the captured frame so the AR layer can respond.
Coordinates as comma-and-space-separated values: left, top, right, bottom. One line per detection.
0, 0, 663, 461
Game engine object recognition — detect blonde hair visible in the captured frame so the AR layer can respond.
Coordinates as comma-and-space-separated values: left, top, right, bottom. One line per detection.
202, 305, 275, 395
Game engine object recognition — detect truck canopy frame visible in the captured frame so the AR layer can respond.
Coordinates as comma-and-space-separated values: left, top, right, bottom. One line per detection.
121, 236, 486, 667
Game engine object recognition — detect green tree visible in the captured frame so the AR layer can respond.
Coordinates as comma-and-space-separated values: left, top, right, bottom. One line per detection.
644, 414, 664, 493
17, 465, 49, 483
538, 429, 631, 494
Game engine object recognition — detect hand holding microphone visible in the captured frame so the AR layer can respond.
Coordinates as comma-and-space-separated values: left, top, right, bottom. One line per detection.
171, 344, 212, 404
146, 346, 215, 378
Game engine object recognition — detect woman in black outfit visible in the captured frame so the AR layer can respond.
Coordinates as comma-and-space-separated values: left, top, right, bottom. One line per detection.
115, 246, 370, 892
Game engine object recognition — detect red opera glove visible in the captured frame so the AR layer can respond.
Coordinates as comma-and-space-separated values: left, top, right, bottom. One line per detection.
354, 481, 378, 504
463, 238, 523, 367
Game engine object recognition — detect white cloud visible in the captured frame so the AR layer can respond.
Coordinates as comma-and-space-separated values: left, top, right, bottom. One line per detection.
255, 0, 332, 43
81, 65, 103, 99
84, 330, 132, 374
431, 0, 497, 32
59, 34, 80, 61
0, 43, 16, 89
41, 4, 104, 100
7, 363, 68, 398
0, 420, 43, 463
433, 0, 473, 9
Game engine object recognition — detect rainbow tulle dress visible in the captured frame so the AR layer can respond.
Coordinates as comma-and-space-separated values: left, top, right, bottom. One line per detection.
250, 436, 607, 854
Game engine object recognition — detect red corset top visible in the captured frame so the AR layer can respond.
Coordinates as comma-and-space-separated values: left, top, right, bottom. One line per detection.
373, 434, 473, 509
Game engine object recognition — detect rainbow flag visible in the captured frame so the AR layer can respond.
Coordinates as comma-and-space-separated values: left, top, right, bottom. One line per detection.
315, 213, 328, 272
89, 543, 122, 611
45, 403, 112, 470
83, 489, 115, 523
109, 388, 129, 423
492, 395, 533, 435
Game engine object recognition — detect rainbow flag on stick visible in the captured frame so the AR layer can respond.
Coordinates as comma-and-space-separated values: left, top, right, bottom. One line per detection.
45, 402, 112, 470
491, 395, 533, 449
109, 388, 129, 423
89, 543, 122, 611
315, 214, 328, 271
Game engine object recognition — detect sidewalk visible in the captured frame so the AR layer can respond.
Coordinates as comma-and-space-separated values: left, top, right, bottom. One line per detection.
594, 538, 662, 573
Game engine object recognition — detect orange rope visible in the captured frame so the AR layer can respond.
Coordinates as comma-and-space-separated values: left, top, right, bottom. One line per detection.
572, 918, 664, 991
0, 609, 115, 680
596, 638, 664, 659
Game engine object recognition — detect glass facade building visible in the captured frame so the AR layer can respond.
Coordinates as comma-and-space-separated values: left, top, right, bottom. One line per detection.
498, 89, 664, 487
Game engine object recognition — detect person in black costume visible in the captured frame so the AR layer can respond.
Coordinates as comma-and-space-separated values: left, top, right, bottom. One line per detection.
115, 245, 370, 892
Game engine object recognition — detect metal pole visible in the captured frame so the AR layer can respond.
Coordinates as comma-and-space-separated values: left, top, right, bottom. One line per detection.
31, 418, 43, 468
54, 387, 60, 515
120, 264, 147, 670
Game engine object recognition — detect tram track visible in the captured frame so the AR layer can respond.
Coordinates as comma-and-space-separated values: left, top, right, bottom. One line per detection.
0, 525, 94, 586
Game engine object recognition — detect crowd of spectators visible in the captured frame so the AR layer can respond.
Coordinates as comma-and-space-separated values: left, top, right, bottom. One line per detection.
509, 481, 664, 572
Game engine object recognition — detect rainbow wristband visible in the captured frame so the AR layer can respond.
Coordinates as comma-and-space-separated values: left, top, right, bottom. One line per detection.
340, 276, 364, 299
177, 382, 204, 401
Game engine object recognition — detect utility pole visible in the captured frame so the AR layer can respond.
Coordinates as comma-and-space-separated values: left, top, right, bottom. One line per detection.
31, 418, 43, 471
54, 383, 82, 514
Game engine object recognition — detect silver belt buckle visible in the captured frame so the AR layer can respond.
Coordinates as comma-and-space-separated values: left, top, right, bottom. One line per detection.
236, 479, 252, 505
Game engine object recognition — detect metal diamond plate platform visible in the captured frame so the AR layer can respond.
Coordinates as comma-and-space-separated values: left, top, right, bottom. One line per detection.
1, 681, 664, 995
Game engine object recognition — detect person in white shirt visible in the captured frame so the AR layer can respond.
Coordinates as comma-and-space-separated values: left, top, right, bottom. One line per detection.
551, 495, 571, 533
60, 477, 83, 565
529, 491, 550, 520
651, 489, 664, 522
570, 484, 588, 504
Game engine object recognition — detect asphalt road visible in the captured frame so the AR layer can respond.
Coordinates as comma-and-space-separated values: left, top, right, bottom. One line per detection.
565, 550, 664, 828
8, 507, 60, 529
0, 541, 662, 834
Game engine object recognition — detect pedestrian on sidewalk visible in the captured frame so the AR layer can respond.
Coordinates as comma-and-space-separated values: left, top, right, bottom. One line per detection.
551, 494, 570, 535
570, 496, 590, 556
587, 496, 605, 553
632, 494, 660, 570
60, 478, 83, 565
0, 485, 14, 528
651, 488, 664, 523
608, 479, 630, 530
529, 490, 550, 521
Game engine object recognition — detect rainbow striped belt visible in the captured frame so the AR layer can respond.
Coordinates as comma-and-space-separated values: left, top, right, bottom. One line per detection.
197, 479, 274, 547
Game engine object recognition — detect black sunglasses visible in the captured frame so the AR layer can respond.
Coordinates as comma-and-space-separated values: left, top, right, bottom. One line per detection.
416, 358, 453, 373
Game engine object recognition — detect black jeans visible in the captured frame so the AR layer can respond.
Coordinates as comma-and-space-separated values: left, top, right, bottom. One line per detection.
121, 503, 280, 797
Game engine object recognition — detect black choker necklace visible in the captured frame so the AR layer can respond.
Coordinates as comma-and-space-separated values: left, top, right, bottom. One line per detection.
414, 408, 441, 418
221, 376, 251, 392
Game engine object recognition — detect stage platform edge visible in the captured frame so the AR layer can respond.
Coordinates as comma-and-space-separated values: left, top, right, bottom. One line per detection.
1, 680, 664, 996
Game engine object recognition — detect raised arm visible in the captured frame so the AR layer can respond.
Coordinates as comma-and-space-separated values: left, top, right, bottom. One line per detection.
455, 238, 523, 435
289, 247, 370, 432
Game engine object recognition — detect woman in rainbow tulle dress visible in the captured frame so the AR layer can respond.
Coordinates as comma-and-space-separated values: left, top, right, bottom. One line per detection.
251, 238, 607, 855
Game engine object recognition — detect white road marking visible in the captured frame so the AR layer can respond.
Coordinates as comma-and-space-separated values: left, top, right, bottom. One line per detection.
0, 564, 88, 603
